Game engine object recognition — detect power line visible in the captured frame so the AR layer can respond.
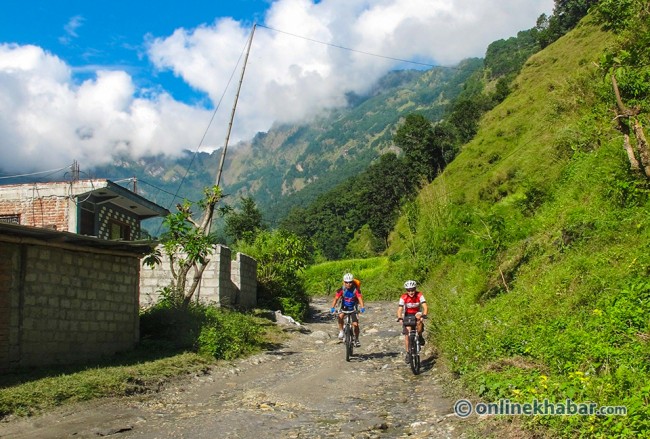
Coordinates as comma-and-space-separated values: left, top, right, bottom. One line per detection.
257, 24, 449, 69
0, 164, 71, 180
136, 178, 198, 204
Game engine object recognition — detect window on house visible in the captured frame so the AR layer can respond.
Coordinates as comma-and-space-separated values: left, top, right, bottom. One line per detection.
109, 220, 131, 240
0, 214, 20, 224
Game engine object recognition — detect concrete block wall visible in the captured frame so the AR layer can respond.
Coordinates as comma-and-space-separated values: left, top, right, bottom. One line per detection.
0, 248, 15, 372
0, 241, 140, 371
139, 244, 257, 309
232, 252, 257, 308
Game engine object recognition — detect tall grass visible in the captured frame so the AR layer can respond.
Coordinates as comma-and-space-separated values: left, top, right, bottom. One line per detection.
301, 257, 409, 301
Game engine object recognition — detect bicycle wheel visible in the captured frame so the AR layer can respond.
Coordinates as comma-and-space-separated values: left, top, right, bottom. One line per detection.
409, 333, 420, 375
345, 325, 353, 361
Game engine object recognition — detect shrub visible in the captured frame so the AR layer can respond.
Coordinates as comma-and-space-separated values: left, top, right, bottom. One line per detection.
235, 230, 313, 321
140, 301, 265, 360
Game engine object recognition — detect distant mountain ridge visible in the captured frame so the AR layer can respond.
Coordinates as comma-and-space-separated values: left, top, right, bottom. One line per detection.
92, 59, 484, 226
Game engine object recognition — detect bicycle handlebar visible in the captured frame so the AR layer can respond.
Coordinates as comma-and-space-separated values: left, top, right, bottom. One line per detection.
397, 314, 428, 322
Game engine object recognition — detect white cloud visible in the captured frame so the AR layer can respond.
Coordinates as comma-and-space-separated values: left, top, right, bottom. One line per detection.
0, 44, 216, 172
59, 15, 85, 45
0, 0, 553, 173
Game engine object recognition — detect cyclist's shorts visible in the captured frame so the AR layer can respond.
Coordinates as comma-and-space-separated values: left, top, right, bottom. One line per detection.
340, 307, 359, 323
401, 315, 418, 334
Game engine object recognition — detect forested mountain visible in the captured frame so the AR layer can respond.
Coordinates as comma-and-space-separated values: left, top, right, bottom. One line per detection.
93, 59, 484, 228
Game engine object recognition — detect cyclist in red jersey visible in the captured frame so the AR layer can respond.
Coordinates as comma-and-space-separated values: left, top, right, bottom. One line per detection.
397, 280, 428, 363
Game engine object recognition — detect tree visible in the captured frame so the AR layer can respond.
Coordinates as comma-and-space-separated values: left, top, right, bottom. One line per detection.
224, 196, 266, 244
236, 229, 313, 320
358, 153, 415, 248
144, 185, 227, 307
595, 0, 650, 178
280, 178, 364, 260
393, 113, 445, 182
447, 93, 494, 144
535, 0, 599, 48
485, 29, 540, 79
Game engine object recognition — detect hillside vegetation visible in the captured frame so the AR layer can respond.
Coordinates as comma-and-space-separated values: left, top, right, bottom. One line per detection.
381, 10, 650, 438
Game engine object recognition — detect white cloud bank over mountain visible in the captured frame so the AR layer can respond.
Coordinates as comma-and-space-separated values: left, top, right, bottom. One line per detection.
0, 0, 553, 173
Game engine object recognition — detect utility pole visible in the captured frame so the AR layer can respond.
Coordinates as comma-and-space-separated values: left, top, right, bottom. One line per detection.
71, 160, 80, 181
203, 23, 256, 236
215, 23, 256, 188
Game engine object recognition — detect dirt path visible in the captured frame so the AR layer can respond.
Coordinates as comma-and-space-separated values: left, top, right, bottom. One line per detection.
0, 299, 478, 439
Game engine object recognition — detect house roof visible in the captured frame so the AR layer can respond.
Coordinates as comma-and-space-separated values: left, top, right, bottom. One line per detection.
0, 179, 170, 219
80, 180, 170, 219
0, 222, 157, 255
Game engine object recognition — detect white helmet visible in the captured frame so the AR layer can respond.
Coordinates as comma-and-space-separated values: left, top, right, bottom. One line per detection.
343, 273, 354, 282
404, 280, 417, 290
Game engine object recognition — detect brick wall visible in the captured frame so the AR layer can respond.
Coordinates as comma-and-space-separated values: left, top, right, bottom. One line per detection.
140, 244, 257, 309
0, 240, 140, 371
0, 195, 69, 231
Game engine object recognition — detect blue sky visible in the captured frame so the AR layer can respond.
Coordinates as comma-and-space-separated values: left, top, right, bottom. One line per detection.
0, 0, 269, 104
0, 0, 553, 173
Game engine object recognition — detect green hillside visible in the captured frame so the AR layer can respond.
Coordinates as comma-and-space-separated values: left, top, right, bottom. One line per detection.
381, 11, 650, 438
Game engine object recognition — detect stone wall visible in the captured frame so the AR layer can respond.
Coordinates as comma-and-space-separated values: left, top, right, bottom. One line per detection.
0, 239, 141, 372
139, 244, 257, 309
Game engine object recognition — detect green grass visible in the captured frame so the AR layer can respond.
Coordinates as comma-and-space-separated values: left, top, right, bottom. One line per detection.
0, 349, 213, 418
300, 256, 411, 301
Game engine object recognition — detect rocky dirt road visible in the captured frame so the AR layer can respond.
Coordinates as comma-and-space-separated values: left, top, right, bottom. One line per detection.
0, 299, 482, 439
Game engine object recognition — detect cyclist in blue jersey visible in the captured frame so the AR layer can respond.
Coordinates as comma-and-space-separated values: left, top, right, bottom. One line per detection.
330, 273, 365, 346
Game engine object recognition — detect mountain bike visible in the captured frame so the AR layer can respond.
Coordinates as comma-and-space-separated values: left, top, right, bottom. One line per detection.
398, 314, 427, 375
341, 308, 358, 362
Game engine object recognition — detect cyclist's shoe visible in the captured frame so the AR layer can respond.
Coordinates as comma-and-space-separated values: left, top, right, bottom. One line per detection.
354, 338, 361, 347
418, 335, 426, 346
338, 330, 344, 340
404, 353, 411, 364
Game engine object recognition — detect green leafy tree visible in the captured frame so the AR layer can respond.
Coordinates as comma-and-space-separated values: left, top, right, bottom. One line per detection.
535, 0, 599, 48
594, 0, 650, 178
358, 153, 416, 248
143, 185, 227, 307
485, 29, 541, 79
236, 229, 313, 320
280, 178, 364, 260
393, 113, 446, 182
224, 196, 266, 244
447, 93, 494, 144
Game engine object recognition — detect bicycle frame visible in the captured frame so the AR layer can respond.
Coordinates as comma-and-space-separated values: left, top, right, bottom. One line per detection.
401, 315, 421, 375
406, 326, 421, 374
340, 309, 357, 362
